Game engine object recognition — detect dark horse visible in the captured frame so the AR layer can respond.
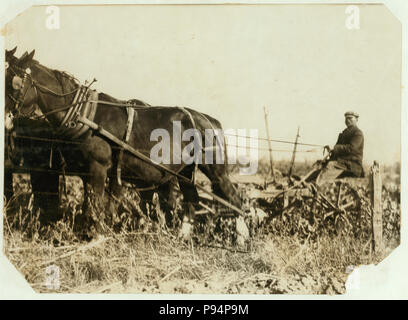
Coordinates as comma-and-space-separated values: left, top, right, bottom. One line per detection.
4, 48, 242, 238
4, 116, 62, 225
4, 48, 61, 224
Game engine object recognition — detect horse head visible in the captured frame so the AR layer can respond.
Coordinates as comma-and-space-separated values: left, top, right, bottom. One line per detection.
5, 48, 38, 129
6, 48, 82, 131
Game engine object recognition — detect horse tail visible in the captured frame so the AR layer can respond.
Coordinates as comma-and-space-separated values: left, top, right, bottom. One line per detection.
196, 112, 242, 206
196, 112, 229, 170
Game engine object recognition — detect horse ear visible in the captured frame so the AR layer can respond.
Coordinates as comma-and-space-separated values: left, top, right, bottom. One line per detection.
18, 50, 35, 67
5, 46, 17, 59
28, 50, 35, 61
19, 51, 28, 61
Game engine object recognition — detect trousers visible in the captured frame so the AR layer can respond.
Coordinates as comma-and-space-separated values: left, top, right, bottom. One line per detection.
316, 160, 348, 186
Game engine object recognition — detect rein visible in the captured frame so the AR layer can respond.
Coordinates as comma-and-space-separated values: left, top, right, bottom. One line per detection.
6, 59, 237, 201
8, 64, 150, 121
34, 81, 80, 97
31, 99, 151, 120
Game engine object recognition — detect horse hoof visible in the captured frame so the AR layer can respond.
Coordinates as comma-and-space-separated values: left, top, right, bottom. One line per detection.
235, 216, 249, 247
179, 221, 193, 241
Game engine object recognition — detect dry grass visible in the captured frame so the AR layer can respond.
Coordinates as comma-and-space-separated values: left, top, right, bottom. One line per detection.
4, 227, 354, 294
2, 163, 400, 295
3, 208, 392, 295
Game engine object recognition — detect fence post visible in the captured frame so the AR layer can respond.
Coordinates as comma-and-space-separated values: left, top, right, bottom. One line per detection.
288, 126, 300, 179
370, 161, 383, 254
263, 107, 276, 182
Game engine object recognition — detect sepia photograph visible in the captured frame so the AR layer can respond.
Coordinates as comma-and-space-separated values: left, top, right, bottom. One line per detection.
1, 2, 404, 296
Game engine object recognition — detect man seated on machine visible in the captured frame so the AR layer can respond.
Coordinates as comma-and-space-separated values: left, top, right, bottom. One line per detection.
316, 111, 364, 186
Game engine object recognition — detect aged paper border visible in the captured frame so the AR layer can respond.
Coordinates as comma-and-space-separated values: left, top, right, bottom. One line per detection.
0, 0, 406, 300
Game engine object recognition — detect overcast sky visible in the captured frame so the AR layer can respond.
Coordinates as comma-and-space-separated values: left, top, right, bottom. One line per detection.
4, 4, 401, 165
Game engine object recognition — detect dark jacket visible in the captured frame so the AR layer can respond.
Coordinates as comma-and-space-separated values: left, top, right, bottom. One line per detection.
331, 125, 364, 177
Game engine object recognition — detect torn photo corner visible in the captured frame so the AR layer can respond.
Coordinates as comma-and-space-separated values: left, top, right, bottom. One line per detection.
0, 0, 406, 298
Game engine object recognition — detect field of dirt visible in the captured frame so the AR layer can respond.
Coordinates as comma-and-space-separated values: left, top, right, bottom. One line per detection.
2, 162, 400, 294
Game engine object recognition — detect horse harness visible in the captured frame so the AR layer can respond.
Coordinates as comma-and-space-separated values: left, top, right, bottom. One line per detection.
6, 65, 141, 186
116, 106, 135, 186
57, 86, 98, 139
6, 64, 228, 192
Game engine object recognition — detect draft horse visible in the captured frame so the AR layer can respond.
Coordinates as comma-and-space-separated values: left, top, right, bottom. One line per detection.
4, 48, 242, 237
4, 48, 60, 224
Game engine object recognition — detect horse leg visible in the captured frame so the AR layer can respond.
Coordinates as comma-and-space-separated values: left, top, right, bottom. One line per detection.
177, 165, 199, 240
3, 168, 18, 226
76, 161, 109, 238
199, 164, 249, 246
137, 189, 155, 230
138, 190, 153, 216
3, 168, 14, 206
31, 171, 61, 225
157, 177, 179, 228
4, 131, 15, 204
105, 147, 124, 227
198, 164, 241, 207
85, 160, 109, 235
107, 177, 122, 227
74, 176, 91, 236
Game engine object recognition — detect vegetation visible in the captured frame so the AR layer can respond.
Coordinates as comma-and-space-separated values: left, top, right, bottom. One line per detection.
3, 160, 400, 294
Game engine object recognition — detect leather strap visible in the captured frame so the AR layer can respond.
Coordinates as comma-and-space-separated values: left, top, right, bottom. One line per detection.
116, 106, 135, 186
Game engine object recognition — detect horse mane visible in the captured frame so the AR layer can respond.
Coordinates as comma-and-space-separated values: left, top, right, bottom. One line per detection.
30, 59, 80, 90
29, 57, 149, 107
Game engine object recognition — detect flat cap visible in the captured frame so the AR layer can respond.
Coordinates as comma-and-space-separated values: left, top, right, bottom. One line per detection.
344, 111, 359, 118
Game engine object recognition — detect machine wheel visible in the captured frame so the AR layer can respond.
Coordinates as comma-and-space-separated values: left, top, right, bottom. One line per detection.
318, 179, 370, 238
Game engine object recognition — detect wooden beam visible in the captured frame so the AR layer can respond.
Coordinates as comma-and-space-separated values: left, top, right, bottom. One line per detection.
370, 161, 383, 254
263, 107, 276, 182
288, 126, 300, 178
77, 115, 246, 217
